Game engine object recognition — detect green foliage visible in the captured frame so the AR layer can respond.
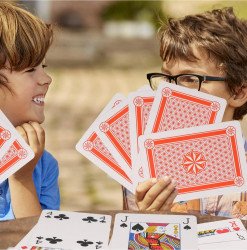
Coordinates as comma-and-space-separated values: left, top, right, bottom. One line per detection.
101, 1, 167, 28
198, 1, 247, 19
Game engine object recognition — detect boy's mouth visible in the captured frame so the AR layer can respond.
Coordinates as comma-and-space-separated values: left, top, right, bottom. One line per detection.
32, 95, 45, 105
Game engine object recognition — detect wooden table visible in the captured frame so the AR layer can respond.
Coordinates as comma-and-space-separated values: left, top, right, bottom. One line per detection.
0, 210, 247, 249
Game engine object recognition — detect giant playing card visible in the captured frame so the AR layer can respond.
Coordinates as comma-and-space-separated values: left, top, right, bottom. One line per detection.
145, 82, 227, 134
0, 110, 34, 183
139, 121, 247, 201
128, 90, 155, 187
96, 98, 132, 171
76, 94, 133, 192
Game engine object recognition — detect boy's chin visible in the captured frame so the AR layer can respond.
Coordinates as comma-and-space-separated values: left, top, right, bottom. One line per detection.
23, 116, 45, 125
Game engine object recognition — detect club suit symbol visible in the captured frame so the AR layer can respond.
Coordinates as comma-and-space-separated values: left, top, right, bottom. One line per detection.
45, 237, 63, 244
77, 239, 94, 247
82, 216, 98, 223
54, 214, 69, 220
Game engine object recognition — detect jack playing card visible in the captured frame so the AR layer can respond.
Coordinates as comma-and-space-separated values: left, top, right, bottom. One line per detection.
109, 213, 198, 250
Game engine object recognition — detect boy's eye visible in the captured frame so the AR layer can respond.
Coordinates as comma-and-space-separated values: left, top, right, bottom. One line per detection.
25, 68, 35, 72
42, 64, 47, 68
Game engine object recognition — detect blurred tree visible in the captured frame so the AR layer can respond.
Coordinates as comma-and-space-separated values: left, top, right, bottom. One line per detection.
101, 1, 167, 28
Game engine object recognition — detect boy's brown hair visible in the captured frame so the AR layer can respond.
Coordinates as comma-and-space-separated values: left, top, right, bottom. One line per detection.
0, 2, 53, 71
159, 7, 247, 120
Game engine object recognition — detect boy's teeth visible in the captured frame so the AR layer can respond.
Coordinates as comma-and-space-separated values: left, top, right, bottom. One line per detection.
33, 97, 44, 104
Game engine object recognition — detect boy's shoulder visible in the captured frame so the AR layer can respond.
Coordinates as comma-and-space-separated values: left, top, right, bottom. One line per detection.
40, 150, 58, 163
35, 150, 59, 177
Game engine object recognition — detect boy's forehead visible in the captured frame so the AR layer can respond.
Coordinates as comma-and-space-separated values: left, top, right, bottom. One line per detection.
162, 47, 223, 75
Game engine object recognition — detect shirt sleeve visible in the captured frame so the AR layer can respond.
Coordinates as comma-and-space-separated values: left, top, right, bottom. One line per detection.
39, 151, 60, 210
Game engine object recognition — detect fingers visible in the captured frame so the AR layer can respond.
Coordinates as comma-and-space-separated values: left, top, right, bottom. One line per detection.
147, 180, 177, 211
158, 188, 178, 211
16, 126, 28, 144
29, 122, 45, 145
135, 178, 158, 202
136, 177, 177, 211
16, 122, 45, 154
21, 123, 39, 148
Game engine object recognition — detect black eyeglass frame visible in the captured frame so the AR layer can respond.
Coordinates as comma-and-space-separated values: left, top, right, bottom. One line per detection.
147, 72, 226, 91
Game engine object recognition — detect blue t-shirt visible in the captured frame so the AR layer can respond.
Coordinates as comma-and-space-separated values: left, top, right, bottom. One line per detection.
0, 150, 60, 221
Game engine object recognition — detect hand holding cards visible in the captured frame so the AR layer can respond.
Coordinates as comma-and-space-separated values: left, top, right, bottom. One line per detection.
76, 82, 247, 203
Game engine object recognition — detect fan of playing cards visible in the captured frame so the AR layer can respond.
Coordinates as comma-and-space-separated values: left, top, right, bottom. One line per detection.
16, 209, 247, 249
0, 110, 34, 183
76, 82, 247, 201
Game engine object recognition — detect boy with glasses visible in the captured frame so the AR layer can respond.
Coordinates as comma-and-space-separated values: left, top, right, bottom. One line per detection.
123, 7, 247, 219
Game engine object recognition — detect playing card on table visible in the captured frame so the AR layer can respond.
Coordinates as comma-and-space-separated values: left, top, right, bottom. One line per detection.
76, 94, 133, 193
198, 218, 246, 240
145, 82, 227, 134
197, 219, 247, 249
128, 90, 155, 188
138, 121, 247, 201
0, 110, 34, 183
15, 224, 38, 249
27, 210, 112, 250
109, 213, 197, 250
198, 230, 247, 249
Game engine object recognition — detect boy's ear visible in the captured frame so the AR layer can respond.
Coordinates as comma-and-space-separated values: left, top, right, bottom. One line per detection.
228, 85, 247, 108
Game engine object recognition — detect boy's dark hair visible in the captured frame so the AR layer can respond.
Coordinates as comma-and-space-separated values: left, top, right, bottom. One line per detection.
159, 7, 247, 120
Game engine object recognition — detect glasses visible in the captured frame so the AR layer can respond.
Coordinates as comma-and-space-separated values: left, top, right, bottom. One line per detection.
147, 73, 226, 91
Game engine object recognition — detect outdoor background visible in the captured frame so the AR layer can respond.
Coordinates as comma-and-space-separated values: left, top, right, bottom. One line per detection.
16, 0, 247, 211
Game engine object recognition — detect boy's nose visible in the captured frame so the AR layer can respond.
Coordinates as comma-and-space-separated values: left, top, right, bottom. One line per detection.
38, 73, 52, 85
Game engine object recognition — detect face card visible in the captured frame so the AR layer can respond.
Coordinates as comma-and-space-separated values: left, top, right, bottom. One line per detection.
27, 210, 111, 250
145, 82, 227, 134
128, 90, 155, 188
198, 218, 246, 239
76, 94, 133, 193
198, 230, 247, 250
138, 121, 247, 202
109, 213, 197, 250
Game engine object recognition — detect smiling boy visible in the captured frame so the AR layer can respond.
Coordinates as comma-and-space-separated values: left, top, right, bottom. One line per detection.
0, 2, 60, 220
